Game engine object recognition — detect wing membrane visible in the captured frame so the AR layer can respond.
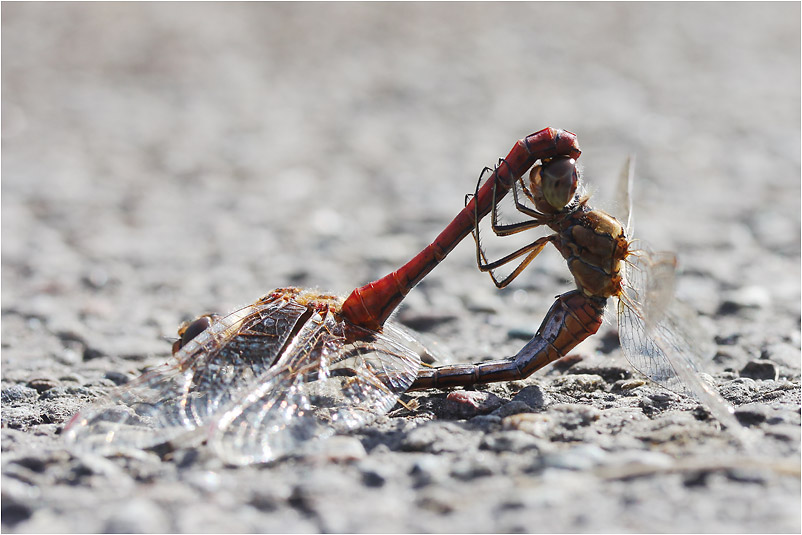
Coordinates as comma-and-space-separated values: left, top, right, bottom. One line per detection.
65, 290, 422, 464
617, 252, 746, 436
210, 319, 421, 464
63, 299, 307, 452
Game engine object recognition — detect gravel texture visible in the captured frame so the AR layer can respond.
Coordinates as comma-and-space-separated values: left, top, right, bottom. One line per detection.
2, 3, 800, 533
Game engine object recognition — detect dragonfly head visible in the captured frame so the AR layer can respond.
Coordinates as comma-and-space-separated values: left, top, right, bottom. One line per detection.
529, 156, 579, 212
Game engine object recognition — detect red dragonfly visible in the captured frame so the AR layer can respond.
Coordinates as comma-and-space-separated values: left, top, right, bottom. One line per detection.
411, 153, 746, 440
65, 128, 581, 464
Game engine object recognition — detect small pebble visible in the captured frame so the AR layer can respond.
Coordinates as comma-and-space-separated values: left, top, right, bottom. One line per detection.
469, 414, 502, 430
445, 390, 504, 416
103, 371, 131, 386
502, 413, 552, 438
360, 468, 386, 488
734, 403, 774, 426
480, 430, 543, 453
0, 494, 33, 527
613, 378, 647, 392
26, 377, 59, 393
103, 498, 169, 533
740, 360, 779, 381
491, 400, 534, 418
542, 444, 607, 470
400, 422, 475, 453
725, 467, 767, 484
547, 404, 601, 429
718, 286, 770, 314
409, 454, 448, 486
550, 374, 606, 393
310, 436, 367, 462
507, 326, 536, 340
511, 385, 550, 409
719, 378, 757, 402
568, 365, 631, 383
1, 385, 39, 404
449, 455, 495, 480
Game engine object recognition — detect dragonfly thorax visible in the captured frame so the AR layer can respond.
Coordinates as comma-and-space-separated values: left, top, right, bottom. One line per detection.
552, 206, 629, 300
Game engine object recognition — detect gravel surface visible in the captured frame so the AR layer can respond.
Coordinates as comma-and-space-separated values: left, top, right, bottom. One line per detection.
2, 3, 800, 533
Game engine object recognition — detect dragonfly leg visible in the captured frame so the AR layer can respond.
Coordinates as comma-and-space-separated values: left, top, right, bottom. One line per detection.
341, 128, 580, 331
468, 159, 555, 288
486, 157, 553, 224
477, 235, 554, 289
410, 290, 606, 390
481, 159, 550, 235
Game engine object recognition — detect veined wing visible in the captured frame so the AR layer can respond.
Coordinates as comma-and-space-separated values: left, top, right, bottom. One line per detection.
65, 290, 422, 464
617, 253, 745, 435
209, 316, 421, 465
63, 294, 312, 453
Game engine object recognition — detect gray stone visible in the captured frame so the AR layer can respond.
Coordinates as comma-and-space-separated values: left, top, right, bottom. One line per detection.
511, 384, 551, 409
103, 499, 170, 533
400, 422, 478, 453
542, 444, 608, 470
740, 360, 779, 381
479, 429, 544, 453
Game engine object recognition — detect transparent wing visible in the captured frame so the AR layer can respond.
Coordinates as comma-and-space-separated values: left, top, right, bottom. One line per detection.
618, 306, 687, 396
625, 248, 678, 331
614, 155, 635, 236
210, 318, 421, 465
617, 252, 746, 435
387, 322, 456, 366
618, 251, 698, 396
65, 290, 422, 464
63, 296, 310, 453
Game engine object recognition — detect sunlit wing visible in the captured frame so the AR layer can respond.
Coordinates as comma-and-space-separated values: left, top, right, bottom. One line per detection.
618, 250, 700, 397
64, 290, 422, 464
62, 296, 312, 453
209, 319, 421, 465
617, 253, 746, 436
615, 155, 635, 237
389, 322, 456, 366
624, 249, 678, 331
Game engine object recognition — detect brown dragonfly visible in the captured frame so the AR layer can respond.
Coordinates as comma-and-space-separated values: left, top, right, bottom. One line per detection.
65, 128, 582, 464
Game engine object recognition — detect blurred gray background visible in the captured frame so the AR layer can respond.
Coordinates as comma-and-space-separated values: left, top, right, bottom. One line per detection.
2, 3, 799, 533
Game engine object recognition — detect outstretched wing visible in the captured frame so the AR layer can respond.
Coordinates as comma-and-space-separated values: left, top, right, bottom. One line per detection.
617, 252, 745, 435
209, 318, 421, 465
614, 155, 635, 237
63, 296, 311, 453
64, 291, 422, 465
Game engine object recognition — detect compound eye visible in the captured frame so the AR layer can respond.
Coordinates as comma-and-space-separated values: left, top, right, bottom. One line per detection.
173, 315, 215, 354
541, 157, 578, 210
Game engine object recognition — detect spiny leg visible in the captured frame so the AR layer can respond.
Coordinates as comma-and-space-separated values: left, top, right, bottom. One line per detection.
488, 157, 552, 223
478, 235, 554, 289
466, 163, 547, 240
509, 169, 549, 222
487, 159, 550, 234
468, 160, 556, 288
469, 162, 543, 264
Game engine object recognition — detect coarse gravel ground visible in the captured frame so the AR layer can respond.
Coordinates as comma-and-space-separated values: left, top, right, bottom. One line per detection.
2, 3, 800, 533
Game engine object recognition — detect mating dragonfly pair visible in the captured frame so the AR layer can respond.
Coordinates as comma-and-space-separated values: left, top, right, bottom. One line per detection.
65, 128, 743, 465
